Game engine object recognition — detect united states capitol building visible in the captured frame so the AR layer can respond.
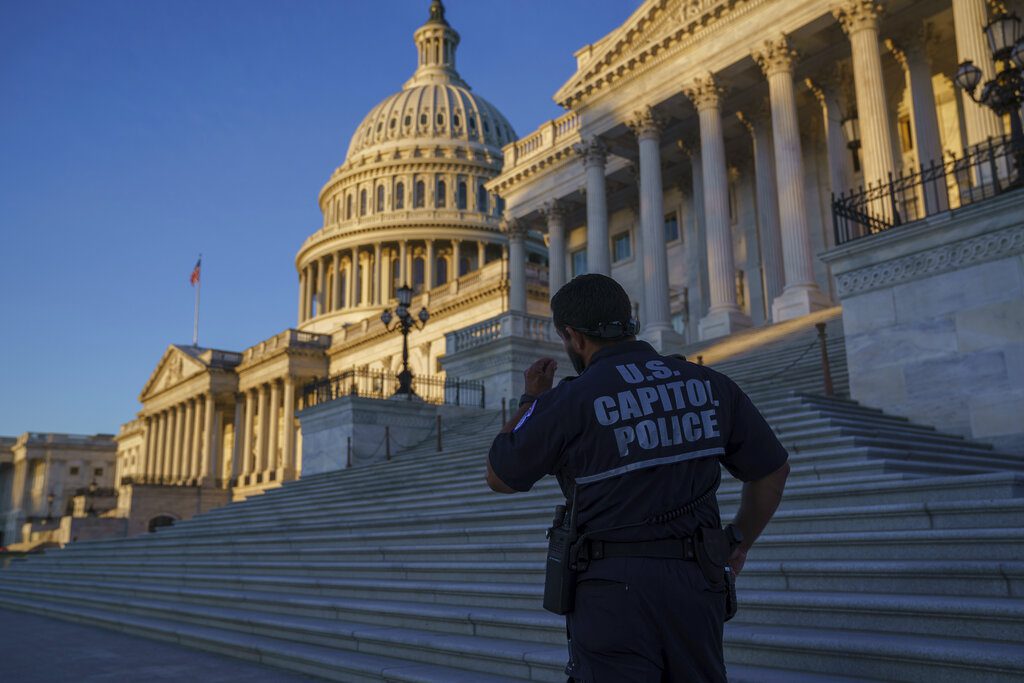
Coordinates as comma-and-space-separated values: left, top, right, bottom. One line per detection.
1, 1, 1023, 679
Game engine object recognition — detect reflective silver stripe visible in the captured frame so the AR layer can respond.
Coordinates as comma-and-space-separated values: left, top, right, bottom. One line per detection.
574, 447, 726, 486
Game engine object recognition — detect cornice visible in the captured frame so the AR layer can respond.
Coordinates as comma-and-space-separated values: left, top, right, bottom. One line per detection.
555, 0, 766, 110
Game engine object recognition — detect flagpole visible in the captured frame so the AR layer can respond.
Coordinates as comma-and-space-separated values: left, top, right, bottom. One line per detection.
193, 253, 201, 346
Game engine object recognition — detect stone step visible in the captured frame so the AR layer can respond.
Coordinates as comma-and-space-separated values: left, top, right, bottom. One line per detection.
723, 622, 1024, 683
0, 594, 531, 683
0, 586, 569, 681
35, 528, 1024, 566
734, 590, 1024, 643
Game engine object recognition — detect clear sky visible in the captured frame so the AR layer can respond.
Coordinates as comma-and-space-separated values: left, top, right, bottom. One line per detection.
0, 0, 640, 437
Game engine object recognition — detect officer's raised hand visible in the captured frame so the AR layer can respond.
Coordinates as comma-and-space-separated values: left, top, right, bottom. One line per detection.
524, 357, 557, 397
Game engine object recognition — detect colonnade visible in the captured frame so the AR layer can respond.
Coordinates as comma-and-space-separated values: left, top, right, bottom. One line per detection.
298, 238, 496, 322
515, 0, 995, 339
141, 393, 218, 486
234, 378, 297, 487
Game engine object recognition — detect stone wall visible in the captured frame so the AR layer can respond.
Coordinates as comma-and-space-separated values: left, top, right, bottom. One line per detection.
823, 192, 1024, 454
297, 396, 488, 477
120, 484, 232, 537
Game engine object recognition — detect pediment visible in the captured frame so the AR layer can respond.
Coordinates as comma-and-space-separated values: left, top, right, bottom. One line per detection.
555, 0, 744, 108
139, 345, 209, 401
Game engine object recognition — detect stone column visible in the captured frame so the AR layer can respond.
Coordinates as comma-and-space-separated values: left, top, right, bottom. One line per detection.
267, 380, 281, 475
453, 240, 462, 278
738, 107, 785, 311
685, 74, 751, 339
256, 383, 269, 480
373, 243, 382, 304
575, 137, 611, 275
190, 398, 203, 482
360, 251, 372, 303
158, 411, 170, 482
331, 252, 341, 312
399, 241, 408, 286
182, 399, 195, 483
297, 269, 306, 324
902, 28, 950, 212
505, 218, 528, 313
139, 417, 152, 482
201, 392, 216, 485
806, 73, 853, 198
146, 415, 158, 481
543, 200, 567, 295
835, 1, 897, 200
282, 379, 296, 478
231, 398, 245, 483
754, 35, 830, 321
173, 404, 186, 483
629, 106, 681, 350
423, 241, 433, 290
477, 241, 486, 271
304, 266, 314, 320
953, 0, 1004, 150
241, 390, 254, 480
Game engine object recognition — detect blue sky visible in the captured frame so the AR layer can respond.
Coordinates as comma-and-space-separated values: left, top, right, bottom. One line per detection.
0, 0, 639, 436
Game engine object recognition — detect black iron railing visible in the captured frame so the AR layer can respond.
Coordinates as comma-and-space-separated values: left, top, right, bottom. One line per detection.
833, 135, 1024, 245
302, 369, 485, 410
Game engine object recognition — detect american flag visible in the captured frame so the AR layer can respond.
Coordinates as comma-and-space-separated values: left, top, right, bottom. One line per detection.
190, 257, 201, 286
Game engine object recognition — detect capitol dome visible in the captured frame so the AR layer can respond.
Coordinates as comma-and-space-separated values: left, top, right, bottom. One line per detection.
295, 0, 541, 334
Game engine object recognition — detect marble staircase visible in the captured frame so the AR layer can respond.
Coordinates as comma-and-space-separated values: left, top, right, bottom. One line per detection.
1, 314, 1022, 682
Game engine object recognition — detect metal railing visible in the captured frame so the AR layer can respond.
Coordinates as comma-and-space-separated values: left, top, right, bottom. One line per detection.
833, 135, 1023, 245
302, 369, 484, 410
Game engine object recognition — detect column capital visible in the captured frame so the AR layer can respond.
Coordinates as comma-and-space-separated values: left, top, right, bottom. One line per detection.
735, 110, 756, 137
804, 77, 828, 108
574, 136, 607, 168
753, 34, 798, 77
541, 199, 567, 221
684, 73, 723, 112
628, 105, 663, 141
501, 216, 529, 240
883, 38, 909, 71
675, 136, 700, 158
895, 21, 936, 60
833, 0, 884, 36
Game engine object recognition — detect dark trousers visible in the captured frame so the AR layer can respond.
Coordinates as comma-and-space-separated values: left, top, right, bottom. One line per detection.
565, 558, 726, 682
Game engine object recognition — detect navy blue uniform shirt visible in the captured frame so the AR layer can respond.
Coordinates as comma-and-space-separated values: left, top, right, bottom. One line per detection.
488, 340, 789, 543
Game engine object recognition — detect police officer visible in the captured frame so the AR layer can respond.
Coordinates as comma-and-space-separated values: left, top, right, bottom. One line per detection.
486, 274, 790, 682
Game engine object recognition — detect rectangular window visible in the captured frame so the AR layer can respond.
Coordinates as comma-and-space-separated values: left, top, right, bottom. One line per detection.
94, 468, 104, 477
664, 212, 680, 242
571, 249, 587, 277
612, 232, 631, 262
69, 466, 80, 476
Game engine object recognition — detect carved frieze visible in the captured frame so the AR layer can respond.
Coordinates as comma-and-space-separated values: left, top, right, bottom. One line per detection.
835, 225, 1024, 297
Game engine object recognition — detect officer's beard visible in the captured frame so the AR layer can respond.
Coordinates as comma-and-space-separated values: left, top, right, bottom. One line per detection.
567, 347, 586, 375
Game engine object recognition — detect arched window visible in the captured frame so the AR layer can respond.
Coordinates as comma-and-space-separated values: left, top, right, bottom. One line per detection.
395, 182, 405, 210
376, 185, 385, 212
436, 179, 446, 208
346, 195, 353, 220
457, 181, 467, 210
412, 257, 425, 291
414, 180, 425, 208
436, 257, 448, 285
477, 184, 488, 213
360, 189, 367, 216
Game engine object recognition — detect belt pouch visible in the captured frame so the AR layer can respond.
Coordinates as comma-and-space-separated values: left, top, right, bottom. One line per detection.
696, 527, 730, 588
543, 517, 576, 615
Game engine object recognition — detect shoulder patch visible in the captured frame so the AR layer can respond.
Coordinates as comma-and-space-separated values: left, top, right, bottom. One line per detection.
513, 400, 537, 432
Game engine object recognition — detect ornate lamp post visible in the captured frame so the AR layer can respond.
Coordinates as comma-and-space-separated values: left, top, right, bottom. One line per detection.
380, 283, 429, 398
954, 7, 1024, 176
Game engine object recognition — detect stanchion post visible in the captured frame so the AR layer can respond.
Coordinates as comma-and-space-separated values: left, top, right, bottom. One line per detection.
436, 414, 443, 453
815, 322, 834, 397
385, 426, 391, 462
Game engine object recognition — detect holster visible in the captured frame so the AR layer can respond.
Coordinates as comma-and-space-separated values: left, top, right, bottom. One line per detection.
696, 527, 739, 622
543, 504, 578, 615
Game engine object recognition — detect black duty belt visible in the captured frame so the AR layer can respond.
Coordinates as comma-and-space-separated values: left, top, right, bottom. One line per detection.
585, 536, 696, 561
